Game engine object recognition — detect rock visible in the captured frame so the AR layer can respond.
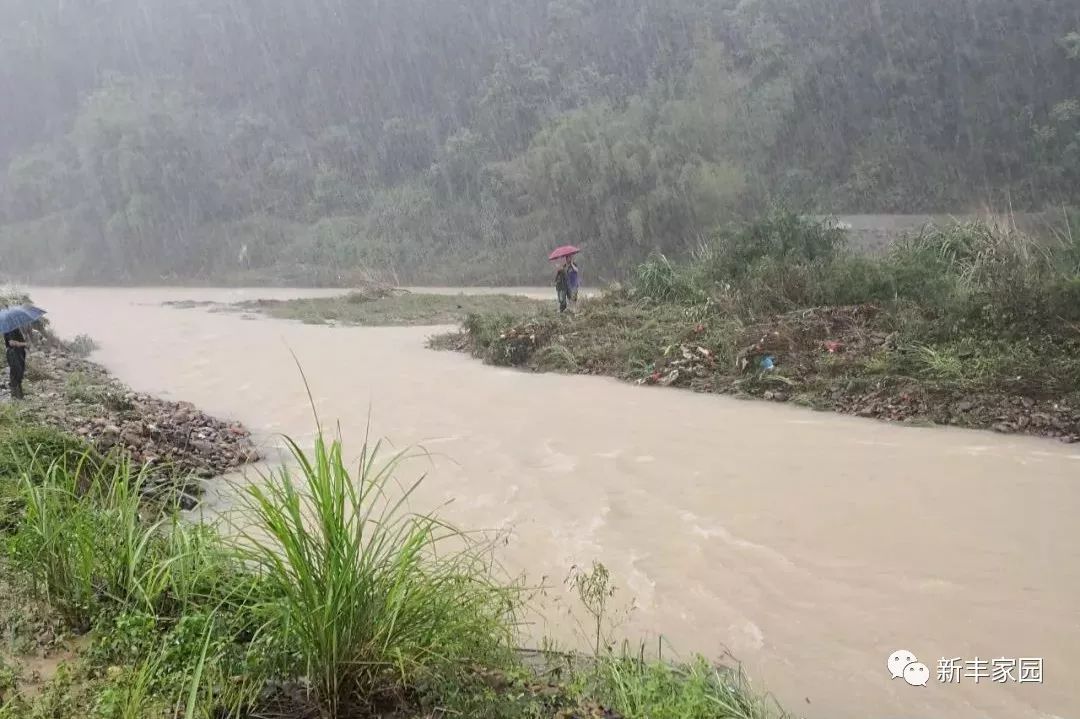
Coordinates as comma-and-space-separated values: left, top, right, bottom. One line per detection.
120, 429, 143, 445
190, 439, 215, 455
956, 401, 975, 412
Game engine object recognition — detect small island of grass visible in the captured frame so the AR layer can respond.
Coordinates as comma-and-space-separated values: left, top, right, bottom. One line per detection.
434, 212, 1080, 442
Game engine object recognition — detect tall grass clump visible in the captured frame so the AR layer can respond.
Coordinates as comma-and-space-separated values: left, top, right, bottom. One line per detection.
634, 253, 701, 304
574, 653, 783, 719
7, 451, 229, 630
887, 221, 1080, 335
232, 432, 519, 717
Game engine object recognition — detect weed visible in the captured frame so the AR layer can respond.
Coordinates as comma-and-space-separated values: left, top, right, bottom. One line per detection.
570, 562, 616, 656
634, 254, 701, 304
534, 344, 578, 372
231, 432, 518, 716
64, 335, 98, 358
64, 372, 104, 405
575, 654, 783, 719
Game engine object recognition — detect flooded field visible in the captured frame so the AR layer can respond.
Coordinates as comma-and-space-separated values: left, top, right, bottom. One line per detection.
30, 286, 1080, 719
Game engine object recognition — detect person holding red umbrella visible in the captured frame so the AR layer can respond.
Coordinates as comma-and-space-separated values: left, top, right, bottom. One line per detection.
549, 245, 580, 312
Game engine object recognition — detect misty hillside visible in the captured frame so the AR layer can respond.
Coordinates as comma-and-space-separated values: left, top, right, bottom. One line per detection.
1, 0, 1078, 285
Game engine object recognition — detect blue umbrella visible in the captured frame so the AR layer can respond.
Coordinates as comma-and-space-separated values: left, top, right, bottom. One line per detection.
0, 305, 46, 335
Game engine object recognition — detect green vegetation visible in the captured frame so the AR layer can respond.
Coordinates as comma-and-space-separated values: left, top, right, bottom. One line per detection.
1, 2, 1078, 284
244, 291, 546, 327
0, 409, 784, 718
440, 212, 1080, 439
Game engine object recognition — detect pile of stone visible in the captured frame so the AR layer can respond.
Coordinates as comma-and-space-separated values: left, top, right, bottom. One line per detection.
12, 348, 261, 494
73, 398, 260, 478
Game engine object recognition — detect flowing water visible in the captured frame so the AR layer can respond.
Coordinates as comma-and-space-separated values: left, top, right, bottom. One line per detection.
29, 287, 1080, 719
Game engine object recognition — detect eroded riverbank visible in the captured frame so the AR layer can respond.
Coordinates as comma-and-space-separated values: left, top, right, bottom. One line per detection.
30, 286, 1080, 719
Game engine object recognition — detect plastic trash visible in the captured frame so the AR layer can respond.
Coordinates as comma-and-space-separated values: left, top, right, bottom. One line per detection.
760, 355, 775, 371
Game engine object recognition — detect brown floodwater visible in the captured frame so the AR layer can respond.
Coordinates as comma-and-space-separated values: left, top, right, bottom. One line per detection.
28, 287, 1080, 719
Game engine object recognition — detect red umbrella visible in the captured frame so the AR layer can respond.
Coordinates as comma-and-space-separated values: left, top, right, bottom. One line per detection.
548, 245, 581, 261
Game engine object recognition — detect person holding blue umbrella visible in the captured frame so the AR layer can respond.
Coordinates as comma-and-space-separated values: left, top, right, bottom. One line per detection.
0, 305, 46, 400
5, 327, 28, 399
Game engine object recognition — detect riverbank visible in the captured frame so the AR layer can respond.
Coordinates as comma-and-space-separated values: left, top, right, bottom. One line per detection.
3, 337, 260, 508
432, 214, 1080, 442
0, 423, 781, 719
0, 298, 782, 718
22, 284, 1080, 718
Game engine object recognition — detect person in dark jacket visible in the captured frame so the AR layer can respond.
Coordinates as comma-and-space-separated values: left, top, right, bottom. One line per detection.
555, 263, 570, 312
5, 327, 28, 400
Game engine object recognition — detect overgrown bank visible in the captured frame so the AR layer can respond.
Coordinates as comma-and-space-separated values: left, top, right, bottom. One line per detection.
0, 303, 784, 718
435, 213, 1080, 442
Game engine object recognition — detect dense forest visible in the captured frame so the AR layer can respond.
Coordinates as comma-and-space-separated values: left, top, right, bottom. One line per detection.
1, 0, 1078, 285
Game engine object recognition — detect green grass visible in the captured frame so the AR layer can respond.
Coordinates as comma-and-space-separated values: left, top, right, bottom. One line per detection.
243, 291, 547, 327
0, 417, 785, 718
573, 654, 783, 719
232, 432, 519, 716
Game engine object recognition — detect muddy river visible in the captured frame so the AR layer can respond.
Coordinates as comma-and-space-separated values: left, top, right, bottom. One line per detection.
29, 287, 1079, 719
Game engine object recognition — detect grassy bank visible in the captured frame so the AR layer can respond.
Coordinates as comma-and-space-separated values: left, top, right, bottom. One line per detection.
435, 211, 1080, 441
238, 289, 547, 327
0, 412, 783, 718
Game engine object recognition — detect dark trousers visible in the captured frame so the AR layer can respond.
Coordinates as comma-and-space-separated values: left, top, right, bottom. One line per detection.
557, 287, 569, 312
7, 348, 25, 399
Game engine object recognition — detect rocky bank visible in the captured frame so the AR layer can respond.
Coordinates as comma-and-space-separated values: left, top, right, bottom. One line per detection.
3, 342, 260, 502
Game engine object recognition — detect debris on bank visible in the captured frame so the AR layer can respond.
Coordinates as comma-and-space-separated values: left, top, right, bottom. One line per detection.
444, 301, 1080, 443
3, 344, 260, 502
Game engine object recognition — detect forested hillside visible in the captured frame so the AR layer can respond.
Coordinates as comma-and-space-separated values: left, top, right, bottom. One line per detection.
1, 0, 1078, 285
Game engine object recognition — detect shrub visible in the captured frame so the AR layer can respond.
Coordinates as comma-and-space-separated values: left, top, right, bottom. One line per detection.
700, 211, 845, 283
